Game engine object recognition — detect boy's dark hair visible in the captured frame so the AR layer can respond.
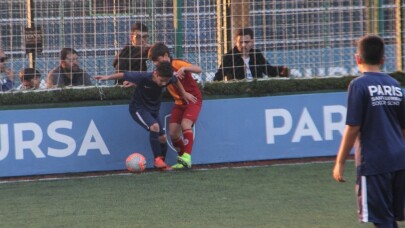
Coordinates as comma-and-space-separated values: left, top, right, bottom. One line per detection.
60, 48, 78, 61
155, 61, 173, 78
19, 68, 41, 81
357, 35, 385, 65
235, 27, 254, 39
148, 42, 170, 61
131, 22, 148, 33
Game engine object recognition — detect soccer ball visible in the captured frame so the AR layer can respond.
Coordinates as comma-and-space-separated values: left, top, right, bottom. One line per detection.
125, 153, 146, 173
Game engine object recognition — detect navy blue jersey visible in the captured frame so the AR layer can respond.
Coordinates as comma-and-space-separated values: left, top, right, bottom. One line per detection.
346, 72, 405, 175
124, 71, 176, 112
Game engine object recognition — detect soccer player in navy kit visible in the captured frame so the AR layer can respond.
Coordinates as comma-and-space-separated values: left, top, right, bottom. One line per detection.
95, 61, 188, 171
333, 35, 405, 227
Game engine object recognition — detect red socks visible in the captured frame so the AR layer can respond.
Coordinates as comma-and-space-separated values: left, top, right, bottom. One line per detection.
182, 129, 194, 155
172, 137, 185, 156
172, 129, 194, 156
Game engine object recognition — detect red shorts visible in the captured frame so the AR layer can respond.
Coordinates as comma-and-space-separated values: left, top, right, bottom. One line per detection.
170, 103, 202, 124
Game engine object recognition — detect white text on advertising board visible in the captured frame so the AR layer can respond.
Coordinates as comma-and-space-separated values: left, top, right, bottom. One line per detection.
0, 119, 109, 160
265, 105, 346, 144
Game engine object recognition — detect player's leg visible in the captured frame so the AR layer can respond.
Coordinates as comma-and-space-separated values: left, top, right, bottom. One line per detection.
176, 103, 201, 168
130, 108, 170, 170
130, 109, 161, 157
157, 117, 168, 160
392, 169, 405, 222
151, 116, 172, 171
150, 123, 170, 170
169, 105, 185, 156
169, 105, 188, 169
149, 123, 162, 157
181, 118, 195, 155
170, 122, 184, 155
357, 173, 398, 227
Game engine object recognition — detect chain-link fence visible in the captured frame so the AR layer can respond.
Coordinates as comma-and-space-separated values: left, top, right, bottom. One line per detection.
0, 0, 403, 88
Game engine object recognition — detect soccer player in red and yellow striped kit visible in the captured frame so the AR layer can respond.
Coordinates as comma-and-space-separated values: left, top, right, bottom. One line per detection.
148, 42, 202, 169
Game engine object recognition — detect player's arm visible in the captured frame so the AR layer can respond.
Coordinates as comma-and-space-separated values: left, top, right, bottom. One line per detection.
94, 72, 124, 81
122, 81, 136, 88
176, 65, 202, 79
174, 60, 202, 79
333, 125, 360, 182
181, 65, 202, 74
174, 79, 197, 104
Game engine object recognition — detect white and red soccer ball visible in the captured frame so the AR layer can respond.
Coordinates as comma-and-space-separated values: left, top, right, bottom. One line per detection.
125, 153, 146, 173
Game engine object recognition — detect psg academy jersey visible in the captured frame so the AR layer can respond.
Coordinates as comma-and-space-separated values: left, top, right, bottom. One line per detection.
346, 72, 405, 175
124, 71, 176, 112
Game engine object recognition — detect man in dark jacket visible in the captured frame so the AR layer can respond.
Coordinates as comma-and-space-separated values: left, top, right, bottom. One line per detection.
113, 22, 150, 84
47, 48, 92, 88
214, 28, 289, 81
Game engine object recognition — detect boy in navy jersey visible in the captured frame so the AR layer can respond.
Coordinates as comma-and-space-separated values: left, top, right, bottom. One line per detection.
333, 35, 405, 227
95, 61, 188, 171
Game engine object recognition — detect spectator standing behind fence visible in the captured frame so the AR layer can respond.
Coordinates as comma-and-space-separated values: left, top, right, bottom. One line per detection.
17, 68, 45, 90
214, 28, 289, 81
333, 35, 405, 227
0, 48, 14, 91
112, 22, 150, 85
46, 48, 93, 88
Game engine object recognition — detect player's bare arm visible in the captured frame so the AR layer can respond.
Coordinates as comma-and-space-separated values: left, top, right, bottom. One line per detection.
175, 80, 197, 104
333, 125, 360, 182
122, 81, 136, 88
176, 65, 202, 79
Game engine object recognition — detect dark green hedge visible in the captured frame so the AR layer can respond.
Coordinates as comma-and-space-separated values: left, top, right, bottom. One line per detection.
1, 72, 404, 107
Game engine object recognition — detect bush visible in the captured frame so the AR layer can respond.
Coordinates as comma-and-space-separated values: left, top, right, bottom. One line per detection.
1, 72, 404, 106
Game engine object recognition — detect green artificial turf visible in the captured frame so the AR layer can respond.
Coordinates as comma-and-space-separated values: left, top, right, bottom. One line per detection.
0, 162, 374, 228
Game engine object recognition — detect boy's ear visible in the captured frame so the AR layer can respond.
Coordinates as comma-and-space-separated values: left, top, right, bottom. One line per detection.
354, 54, 362, 65
380, 55, 385, 65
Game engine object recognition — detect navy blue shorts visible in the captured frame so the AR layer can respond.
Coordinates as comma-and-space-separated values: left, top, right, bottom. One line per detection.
356, 169, 405, 224
129, 107, 165, 136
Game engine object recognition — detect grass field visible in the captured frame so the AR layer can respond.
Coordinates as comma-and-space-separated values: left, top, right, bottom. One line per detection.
0, 161, 400, 228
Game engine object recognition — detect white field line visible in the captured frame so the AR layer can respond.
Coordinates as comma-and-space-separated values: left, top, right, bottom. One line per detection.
0, 160, 336, 185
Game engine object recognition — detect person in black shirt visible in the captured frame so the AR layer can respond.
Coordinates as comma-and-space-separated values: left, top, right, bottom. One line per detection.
112, 22, 150, 85
47, 48, 92, 88
214, 28, 289, 81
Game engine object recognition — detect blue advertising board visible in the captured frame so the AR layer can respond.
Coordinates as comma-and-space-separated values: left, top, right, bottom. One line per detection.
0, 92, 348, 177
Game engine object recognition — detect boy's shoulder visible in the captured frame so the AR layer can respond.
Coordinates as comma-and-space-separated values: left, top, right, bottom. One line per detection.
171, 59, 192, 69
351, 72, 401, 89
172, 58, 191, 65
